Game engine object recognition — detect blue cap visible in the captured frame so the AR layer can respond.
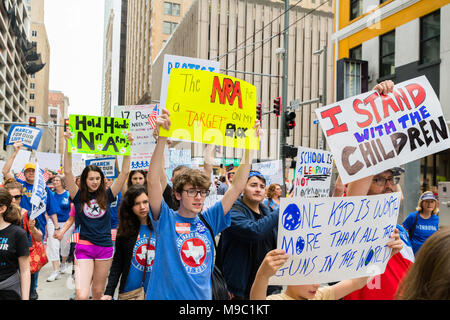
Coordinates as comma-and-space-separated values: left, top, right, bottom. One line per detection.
420, 192, 436, 201
248, 170, 266, 182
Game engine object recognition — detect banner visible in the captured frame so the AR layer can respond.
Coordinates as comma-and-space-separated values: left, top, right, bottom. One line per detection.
6, 125, 43, 150
29, 162, 48, 220
269, 192, 401, 285
114, 105, 158, 171
85, 157, 117, 178
251, 160, 283, 186
160, 69, 259, 150
293, 147, 333, 198
315, 76, 450, 184
67, 115, 131, 156
160, 54, 221, 110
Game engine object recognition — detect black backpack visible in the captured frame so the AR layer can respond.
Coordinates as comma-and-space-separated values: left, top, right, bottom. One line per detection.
198, 214, 230, 300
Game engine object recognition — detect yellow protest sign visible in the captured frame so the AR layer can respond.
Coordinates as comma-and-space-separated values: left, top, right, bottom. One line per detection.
160, 69, 259, 150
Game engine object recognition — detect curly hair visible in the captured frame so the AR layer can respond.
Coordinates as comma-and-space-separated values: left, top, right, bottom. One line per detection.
172, 168, 211, 204
266, 183, 281, 199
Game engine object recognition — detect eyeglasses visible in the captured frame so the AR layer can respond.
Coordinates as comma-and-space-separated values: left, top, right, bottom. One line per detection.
12, 195, 22, 200
182, 189, 210, 198
372, 176, 400, 187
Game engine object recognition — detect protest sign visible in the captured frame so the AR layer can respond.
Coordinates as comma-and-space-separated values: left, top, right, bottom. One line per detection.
293, 147, 333, 198
160, 54, 220, 110
166, 148, 192, 183
160, 69, 259, 150
268, 192, 401, 285
36, 152, 61, 172
29, 162, 48, 220
114, 105, 158, 170
85, 157, 117, 178
67, 115, 131, 156
6, 125, 43, 150
251, 160, 283, 186
203, 194, 224, 211
315, 76, 450, 184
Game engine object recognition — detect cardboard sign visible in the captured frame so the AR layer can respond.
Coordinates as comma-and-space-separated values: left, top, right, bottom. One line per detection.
160, 54, 221, 110
252, 160, 283, 186
6, 125, 43, 150
36, 152, 61, 172
293, 147, 333, 198
269, 193, 401, 285
67, 115, 131, 156
29, 162, 48, 220
315, 76, 450, 184
160, 69, 259, 150
114, 105, 158, 170
85, 157, 117, 178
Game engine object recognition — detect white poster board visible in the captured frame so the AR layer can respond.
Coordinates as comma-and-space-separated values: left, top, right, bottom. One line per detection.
114, 104, 158, 171
251, 160, 283, 186
269, 193, 401, 285
315, 76, 450, 184
293, 147, 333, 198
11, 150, 31, 174
36, 152, 61, 172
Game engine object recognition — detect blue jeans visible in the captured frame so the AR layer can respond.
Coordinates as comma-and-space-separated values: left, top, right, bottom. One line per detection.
30, 271, 39, 294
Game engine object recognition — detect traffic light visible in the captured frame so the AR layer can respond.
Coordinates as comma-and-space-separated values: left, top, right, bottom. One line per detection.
285, 111, 296, 136
29, 116, 36, 127
283, 145, 298, 158
64, 118, 69, 131
273, 97, 281, 116
256, 103, 262, 121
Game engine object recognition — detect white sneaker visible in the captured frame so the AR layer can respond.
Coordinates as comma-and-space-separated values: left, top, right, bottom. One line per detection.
47, 271, 61, 282
60, 263, 68, 274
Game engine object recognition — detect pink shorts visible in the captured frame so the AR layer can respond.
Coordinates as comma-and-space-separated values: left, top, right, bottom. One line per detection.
74, 241, 114, 260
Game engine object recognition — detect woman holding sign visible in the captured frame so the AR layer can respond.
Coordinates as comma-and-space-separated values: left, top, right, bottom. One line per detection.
62, 129, 133, 300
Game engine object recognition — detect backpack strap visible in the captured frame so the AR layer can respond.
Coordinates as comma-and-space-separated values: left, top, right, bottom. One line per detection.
198, 214, 217, 251
408, 212, 419, 241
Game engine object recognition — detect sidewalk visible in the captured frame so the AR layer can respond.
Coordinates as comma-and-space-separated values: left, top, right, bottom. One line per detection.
36, 261, 75, 300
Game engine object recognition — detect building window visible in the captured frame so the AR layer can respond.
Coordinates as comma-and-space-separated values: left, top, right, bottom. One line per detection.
32, 30, 37, 37
30, 74, 35, 79
30, 83, 35, 89
349, 45, 362, 60
29, 106, 34, 113
350, 0, 363, 20
380, 30, 395, 78
163, 21, 178, 35
29, 93, 35, 100
164, 2, 180, 16
420, 10, 440, 65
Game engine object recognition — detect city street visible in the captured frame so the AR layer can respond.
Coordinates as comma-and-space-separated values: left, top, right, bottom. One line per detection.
36, 262, 75, 300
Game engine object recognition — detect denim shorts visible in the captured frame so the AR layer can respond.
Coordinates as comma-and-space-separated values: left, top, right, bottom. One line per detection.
74, 241, 114, 260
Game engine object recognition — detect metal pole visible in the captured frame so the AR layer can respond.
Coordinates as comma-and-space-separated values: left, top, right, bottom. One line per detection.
279, 0, 289, 196
321, 45, 327, 150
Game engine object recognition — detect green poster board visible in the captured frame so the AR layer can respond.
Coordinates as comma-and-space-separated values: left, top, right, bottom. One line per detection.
67, 114, 131, 156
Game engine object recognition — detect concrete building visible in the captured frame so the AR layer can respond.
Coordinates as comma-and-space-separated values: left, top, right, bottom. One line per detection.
150, 0, 334, 162
48, 90, 69, 155
332, 0, 450, 219
27, 0, 52, 152
0, 0, 31, 160
124, 0, 194, 106
101, 0, 127, 117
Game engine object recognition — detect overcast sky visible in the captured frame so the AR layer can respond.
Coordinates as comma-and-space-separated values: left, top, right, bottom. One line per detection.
44, 0, 105, 116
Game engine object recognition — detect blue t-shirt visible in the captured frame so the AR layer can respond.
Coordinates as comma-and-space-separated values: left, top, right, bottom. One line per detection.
146, 199, 230, 300
73, 188, 115, 247
109, 192, 121, 230
52, 190, 71, 223
123, 225, 156, 293
402, 211, 439, 255
263, 198, 279, 212
17, 178, 59, 237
